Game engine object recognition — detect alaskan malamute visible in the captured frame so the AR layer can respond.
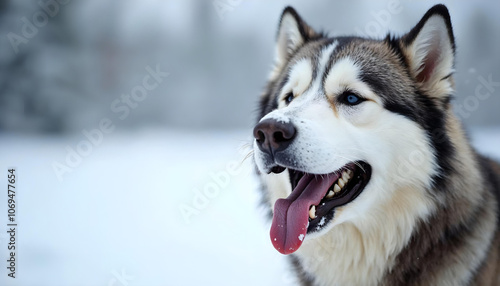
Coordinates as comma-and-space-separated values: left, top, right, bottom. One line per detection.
252, 4, 500, 285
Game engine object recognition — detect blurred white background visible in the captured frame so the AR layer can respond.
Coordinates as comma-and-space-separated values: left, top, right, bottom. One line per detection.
0, 0, 499, 285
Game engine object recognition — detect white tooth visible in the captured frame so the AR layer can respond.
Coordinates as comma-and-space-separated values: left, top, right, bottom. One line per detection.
347, 169, 353, 176
326, 190, 334, 198
342, 171, 350, 181
309, 205, 316, 219
333, 184, 341, 193
338, 178, 345, 188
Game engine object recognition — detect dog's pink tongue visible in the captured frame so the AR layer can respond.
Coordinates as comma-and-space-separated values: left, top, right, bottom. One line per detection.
270, 173, 338, 254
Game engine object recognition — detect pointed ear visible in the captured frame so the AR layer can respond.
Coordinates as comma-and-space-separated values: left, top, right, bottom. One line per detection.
400, 4, 455, 96
271, 7, 319, 78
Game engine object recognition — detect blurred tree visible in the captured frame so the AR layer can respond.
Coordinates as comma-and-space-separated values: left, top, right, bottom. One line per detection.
0, 1, 84, 133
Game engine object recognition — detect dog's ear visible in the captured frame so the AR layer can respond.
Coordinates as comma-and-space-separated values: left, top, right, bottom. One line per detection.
271, 7, 319, 78
400, 4, 455, 97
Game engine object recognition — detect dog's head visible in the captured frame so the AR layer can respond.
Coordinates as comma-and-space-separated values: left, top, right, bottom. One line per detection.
253, 5, 455, 254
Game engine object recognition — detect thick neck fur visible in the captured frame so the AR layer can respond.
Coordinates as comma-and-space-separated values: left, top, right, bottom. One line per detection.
292, 113, 499, 286
295, 185, 434, 286
381, 113, 498, 286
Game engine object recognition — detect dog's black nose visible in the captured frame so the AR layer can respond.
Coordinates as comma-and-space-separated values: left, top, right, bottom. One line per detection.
253, 119, 296, 154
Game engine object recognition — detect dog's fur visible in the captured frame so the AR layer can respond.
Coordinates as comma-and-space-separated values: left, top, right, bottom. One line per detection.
252, 5, 500, 286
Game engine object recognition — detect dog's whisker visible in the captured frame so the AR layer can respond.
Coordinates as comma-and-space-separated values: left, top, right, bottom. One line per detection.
240, 150, 254, 164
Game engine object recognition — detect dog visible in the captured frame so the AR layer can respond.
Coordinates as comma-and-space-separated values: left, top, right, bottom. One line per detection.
252, 4, 500, 286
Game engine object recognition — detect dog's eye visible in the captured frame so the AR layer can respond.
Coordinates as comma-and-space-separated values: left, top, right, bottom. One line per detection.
284, 92, 294, 104
347, 94, 359, 104
342, 93, 364, 105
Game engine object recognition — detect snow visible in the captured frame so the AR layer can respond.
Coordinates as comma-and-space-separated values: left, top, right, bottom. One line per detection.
0, 129, 292, 286
298, 234, 305, 241
0, 127, 498, 285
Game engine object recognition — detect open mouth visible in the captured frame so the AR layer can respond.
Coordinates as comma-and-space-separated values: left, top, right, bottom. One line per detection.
270, 161, 371, 255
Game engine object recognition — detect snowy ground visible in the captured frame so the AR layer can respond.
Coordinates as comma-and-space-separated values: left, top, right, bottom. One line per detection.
0, 127, 499, 286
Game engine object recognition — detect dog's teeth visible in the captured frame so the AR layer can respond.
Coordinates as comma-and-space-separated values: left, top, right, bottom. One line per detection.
347, 169, 353, 177
326, 190, 334, 199
342, 171, 350, 181
309, 205, 317, 219
338, 178, 345, 188
333, 184, 341, 193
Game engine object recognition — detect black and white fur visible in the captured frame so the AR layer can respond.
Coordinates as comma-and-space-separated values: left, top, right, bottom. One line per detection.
253, 5, 500, 286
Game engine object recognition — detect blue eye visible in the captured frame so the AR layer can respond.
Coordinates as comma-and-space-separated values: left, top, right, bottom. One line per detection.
285, 92, 294, 104
346, 94, 361, 105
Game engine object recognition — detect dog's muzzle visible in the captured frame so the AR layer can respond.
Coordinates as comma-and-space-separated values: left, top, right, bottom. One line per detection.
253, 119, 296, 173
